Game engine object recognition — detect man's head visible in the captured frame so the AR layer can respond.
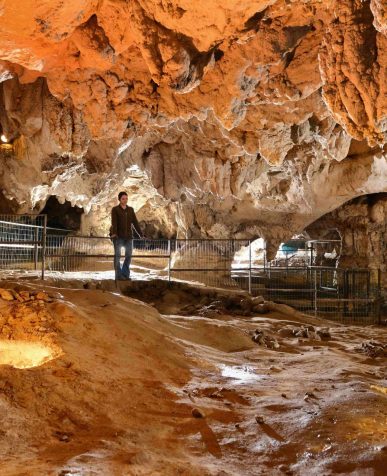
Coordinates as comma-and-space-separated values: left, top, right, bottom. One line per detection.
118, 191, 128, 207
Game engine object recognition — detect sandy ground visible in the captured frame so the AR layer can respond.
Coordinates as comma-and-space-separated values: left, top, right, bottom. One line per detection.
0, 278, 386, 475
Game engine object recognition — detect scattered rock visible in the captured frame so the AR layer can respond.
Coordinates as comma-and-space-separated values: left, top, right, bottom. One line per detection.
54, 431, 71, 442
316, 327, 331, 340
19, 291, 31, 301
198, 303, 223, 317
191, 408, 204, 418
35, 292, 52, 302
12, 291, 24, 302
358, 341, 387, 358
304, 391, 317, 400
293, 326, 309, 338
0, 289, 14, 301
253, 303, 270, 314
251, 296, 265, 305
252, 329, 279, 349
269, 366, 282, 372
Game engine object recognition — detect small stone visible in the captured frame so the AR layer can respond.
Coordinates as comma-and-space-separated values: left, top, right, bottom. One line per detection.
251, 296, 265, 305
0, 289, 14, 301
269, 366, 282, 372
281, 393, 287, 398
35, 291, 52, 302
19, 291, 31, 301
192, 408, 204, 418
252, 330, 265, 345
304, 391, 317, 400
12, 291, 24, 302
294, 326, 309, 338
253, 303, 270, 314
255, 416, 265, 424
54, 431, 70, 442
316, 327, 331, 340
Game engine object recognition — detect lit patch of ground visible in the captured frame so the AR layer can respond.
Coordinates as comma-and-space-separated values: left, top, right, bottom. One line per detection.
0, 340, 61, 369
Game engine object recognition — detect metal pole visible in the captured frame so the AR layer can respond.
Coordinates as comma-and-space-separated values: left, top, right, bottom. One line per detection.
314, 268, 318, 317
34, 227, 38, 270
41, 214, 47, 280
377, 269, 381, 325
168, 239, 171, 283
248, 239, 252, 294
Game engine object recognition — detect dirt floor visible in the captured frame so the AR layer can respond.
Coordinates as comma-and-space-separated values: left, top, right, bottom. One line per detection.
0, 278, 386, 475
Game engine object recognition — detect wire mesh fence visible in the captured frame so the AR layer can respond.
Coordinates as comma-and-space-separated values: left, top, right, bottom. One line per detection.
241, 266, 382, 324
0, 215, 44, 272
237, 266, 315, 313
313, 267, 381, 325
0, 214, 71, 277
0, 215, 383, 324
171, 239, 250, 289
45, 236, 171, 275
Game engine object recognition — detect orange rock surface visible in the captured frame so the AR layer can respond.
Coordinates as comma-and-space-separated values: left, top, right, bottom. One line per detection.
0, 0, 385, 253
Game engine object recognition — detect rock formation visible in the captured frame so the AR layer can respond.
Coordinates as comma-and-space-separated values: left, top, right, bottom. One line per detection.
0, 0, 386, 260
307, 193, 387, 297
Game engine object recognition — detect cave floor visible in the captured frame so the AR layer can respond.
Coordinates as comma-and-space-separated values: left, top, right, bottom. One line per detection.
0, 278, 386, 475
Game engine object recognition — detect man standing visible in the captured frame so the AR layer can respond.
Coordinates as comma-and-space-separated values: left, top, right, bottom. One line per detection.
110, 191, 142, 280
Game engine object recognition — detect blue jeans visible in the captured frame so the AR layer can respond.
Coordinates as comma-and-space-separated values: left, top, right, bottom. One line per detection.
113, 238, 133, 279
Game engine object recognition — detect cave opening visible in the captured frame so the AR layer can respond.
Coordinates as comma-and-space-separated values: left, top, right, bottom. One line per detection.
40, 196, 84, 231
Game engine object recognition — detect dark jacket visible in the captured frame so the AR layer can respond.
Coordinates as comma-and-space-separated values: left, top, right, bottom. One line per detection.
110, 205, 142, 239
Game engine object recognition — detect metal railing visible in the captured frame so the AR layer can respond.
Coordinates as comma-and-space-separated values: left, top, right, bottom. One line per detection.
238, 265, 382, 325
0, 214, 383, 324
0, 214, 72, 279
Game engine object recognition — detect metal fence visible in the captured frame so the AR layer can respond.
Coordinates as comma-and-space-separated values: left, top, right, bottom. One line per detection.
236, 265, 382, 325
0, 214, 71, 278
0, 214, 383, 324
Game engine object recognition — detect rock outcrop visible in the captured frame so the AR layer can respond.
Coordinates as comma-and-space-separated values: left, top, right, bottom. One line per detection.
307, 193, 387, 297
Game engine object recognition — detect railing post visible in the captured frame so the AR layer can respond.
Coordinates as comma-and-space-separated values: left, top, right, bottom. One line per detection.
41, 214, 47, 280
168, 239, 171, 283
314, 268, 318, 317
377, 269, 381, 325
248, 239, 252, 294
34, 227, 38, 270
